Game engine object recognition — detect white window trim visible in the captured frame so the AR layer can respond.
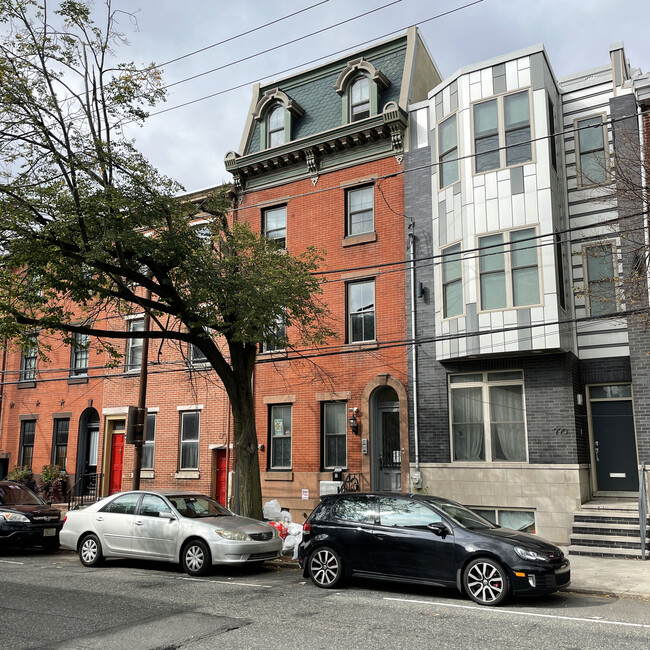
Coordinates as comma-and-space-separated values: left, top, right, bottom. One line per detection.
470, 87, 535, 176
125, 316, 144, 374
449, 371, 529, 464
322, 401, 348, 470
440, 240, 465, 320
270, 403, 292, 470
347, 278, 376, 344
476, 226, 543, 313
179, 410, 201, 471
574, 112, 610, 189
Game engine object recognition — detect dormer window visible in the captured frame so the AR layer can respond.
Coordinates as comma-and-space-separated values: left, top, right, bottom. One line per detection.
268, 105, 285, 148
350, 76, 370, 122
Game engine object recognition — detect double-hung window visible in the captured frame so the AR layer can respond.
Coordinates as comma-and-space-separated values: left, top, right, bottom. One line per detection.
350, 76, 370, 121
52, 419, 69, 469
142, 413, 156, 470
20, 335, 38, 382
263, 205, 287, 248
473, 90, 532, 173
261, 312, 287, 353
19, 419, 36, 469
267, 105, 285, 148
576, 115, 608, 186
478, 228, 539, 310
270, 404, 292, 469
179, 411, 200, 470
347, 280, 375, 343
323, 402, 347, 469
584, 243, 618, 316
189, 344, 208, 366
346, 186, 374, 236
70, 331, 89, 376
450, 371, 527, 462
438, 114, 459, 188
126, 317, 144, 372
441, 243, 463, 318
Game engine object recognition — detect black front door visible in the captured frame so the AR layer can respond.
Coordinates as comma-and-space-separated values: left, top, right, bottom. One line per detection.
591, 400, 638, 491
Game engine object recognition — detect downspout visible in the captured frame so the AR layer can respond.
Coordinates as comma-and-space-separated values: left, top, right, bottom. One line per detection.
408, 227, 420, 483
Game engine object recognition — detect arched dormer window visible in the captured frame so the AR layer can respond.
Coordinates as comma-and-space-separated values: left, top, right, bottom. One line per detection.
252, 88, 304, 151
350, 76, 370, 122
334, 57, 390, 125
267, 105, 285, 148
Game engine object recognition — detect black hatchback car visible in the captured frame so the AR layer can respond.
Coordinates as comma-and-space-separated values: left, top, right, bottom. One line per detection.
298, 493, 570, 606
0, 481, 63, 550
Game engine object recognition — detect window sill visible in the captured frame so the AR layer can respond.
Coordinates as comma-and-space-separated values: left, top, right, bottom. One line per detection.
342, 232, 377, 247
174, 470, 200, 479
258, 349, 288, 359
17, 381, 36, 389
67, 376, 89, 385
263, 471, 294, 481
345, 341, 379, 351
141, 470, 155, 479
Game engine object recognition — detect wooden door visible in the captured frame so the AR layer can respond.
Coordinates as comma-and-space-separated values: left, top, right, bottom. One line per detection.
211, 449, 228, 505
109, 433, 125, 495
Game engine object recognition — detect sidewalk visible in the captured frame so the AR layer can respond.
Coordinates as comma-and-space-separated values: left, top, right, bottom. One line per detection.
272, 552, 650, 600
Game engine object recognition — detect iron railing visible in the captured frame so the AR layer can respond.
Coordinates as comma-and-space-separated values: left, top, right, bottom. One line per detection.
639, 462, 648, 560
67, 472, 102, 510
338, 473, 361, 493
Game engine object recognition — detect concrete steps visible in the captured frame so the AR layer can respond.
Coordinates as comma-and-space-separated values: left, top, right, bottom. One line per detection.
569, 501, 649, 559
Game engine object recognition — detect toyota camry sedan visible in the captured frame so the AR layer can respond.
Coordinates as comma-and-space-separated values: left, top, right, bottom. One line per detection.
298, 493, 570, 606
61, 490, 282, 576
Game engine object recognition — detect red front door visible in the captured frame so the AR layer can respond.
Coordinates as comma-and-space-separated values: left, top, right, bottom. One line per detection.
213, 449, 227, 505
109, 433, 125, 495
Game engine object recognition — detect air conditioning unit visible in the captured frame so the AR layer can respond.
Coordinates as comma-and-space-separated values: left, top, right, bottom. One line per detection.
319, 480, 343, 496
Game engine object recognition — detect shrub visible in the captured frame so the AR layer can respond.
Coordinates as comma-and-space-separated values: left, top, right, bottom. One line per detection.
7, 466, 37, 492
37, 465, 69, 503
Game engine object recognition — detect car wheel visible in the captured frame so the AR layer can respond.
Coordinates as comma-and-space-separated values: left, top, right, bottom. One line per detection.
309, 547, 344, 589
182, 539, 211, 577
463, 557, 511, 606
79, 534, 104, 568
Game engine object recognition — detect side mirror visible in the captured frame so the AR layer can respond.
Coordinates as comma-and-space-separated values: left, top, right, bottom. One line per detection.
160, 511, 176, 521
427, 522, 449, 538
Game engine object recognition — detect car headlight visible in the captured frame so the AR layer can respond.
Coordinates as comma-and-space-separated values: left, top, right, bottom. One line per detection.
514, 546, 549, 562
215, 529, 252, 541
2, 512, 30, 523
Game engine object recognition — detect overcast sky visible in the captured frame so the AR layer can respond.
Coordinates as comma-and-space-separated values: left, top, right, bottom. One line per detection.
110, 0, 649, 192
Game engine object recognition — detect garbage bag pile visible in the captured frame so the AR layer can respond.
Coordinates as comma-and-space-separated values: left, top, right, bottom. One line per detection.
264, 499, 303, 560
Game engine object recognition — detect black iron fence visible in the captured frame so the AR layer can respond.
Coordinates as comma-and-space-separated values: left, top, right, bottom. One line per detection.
67, 472, 102, 510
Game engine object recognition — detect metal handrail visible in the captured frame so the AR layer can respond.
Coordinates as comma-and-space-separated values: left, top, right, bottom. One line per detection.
67, 472, 103, 510
640, 462, 648, 560
338, 473, 361, 493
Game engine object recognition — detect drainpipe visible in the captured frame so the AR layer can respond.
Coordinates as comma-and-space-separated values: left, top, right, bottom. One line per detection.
408, 227, 420, 485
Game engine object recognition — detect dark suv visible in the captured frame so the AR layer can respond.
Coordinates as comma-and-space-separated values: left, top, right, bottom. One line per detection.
298, 492, 570, 606
0, 481, 63, 550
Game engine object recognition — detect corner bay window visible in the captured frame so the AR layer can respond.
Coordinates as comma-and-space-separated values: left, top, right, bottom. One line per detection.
323, 402, 347, 469
474, 90, 532, 173
479, 228, 540, 310
450, 371, 527, 462
270, 404, 292, 469
347, 280, 375, 343
179, 411, 200, 470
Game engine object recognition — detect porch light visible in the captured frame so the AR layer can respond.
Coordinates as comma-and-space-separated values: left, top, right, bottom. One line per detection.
348, 407, 359, 435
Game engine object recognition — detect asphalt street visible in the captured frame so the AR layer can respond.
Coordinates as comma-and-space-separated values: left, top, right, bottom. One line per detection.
1, 548, 649, 649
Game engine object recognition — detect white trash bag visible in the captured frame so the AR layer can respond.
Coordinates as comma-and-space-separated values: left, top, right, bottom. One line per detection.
263, 499, 282, 521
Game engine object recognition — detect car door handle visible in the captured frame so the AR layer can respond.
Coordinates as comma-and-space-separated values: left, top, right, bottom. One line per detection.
373, 531, 384, 540
135, 520, 143, 526
95, 516, 104, 522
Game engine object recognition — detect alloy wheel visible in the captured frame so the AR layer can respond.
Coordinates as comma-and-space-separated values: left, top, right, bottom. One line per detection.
464, 559, 509, 605
309, 548, 342, 588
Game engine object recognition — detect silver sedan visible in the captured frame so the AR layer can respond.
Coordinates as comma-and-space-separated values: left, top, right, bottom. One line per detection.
60, 490, 282, 576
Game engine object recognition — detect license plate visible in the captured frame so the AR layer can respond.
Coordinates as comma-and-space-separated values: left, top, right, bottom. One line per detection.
43, 528, 56, 537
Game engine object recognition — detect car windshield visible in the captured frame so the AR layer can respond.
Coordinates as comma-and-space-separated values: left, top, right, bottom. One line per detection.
0, 483, 44, 506
424, 497, 497, 530
167, 495, 231, 518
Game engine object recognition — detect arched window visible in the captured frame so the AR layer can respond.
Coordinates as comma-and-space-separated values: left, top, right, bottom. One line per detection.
267, 105, 285, 148
350, 76, 370, 122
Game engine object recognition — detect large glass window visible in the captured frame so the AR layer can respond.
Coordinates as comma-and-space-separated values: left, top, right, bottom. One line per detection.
179, 411, 200, 470
267, 105, 285, 148
126, 317, 144, 372
19, 419, 36, 469
270, 404, 292, 469
347, 280, 375, 343
378, 497, 442, 527
323, 402, 347, 469
438, 114, 459, 188
142, 413, 156, 470
263, 205, 287, 248
346, 186, 374, 236
576, 115, 608, 186
450, 371, 527, 462
52, 419, 69, 469
20, 335, 38, 382
260, 313, 287, 353
584, 243, 618, 316
350, 76, 370, 121
442, 243, 463, 318
473, 90, 532, 173
70, 331, 89, 376
478, 228, 539, 310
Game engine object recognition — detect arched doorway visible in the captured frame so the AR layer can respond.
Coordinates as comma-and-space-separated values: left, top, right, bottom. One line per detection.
76, 408, 99, 493
371, 386, 401, 492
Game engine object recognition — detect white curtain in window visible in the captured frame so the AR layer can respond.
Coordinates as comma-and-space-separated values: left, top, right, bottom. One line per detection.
490, 385, 526, 461
499, 510, 535, 532
452, 387, 484, 460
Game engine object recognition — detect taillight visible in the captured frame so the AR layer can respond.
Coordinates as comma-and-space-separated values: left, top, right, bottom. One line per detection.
302, 522, 311, 536
63, 515, 67, 524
